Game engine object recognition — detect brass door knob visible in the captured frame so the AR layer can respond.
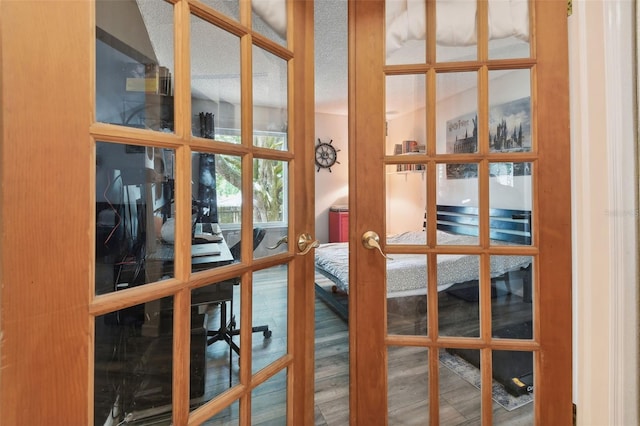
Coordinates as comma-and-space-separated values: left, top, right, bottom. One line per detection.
362, 231, 392, 260
297, 233, 320, 255
267, 235, 288, 250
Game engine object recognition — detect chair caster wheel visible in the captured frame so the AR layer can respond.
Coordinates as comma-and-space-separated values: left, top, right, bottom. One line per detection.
263, 330, 272, 338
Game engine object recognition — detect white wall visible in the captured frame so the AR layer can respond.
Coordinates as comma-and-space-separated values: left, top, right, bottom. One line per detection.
314, 112, 349, 242
386, 108, 428, 234
570, 0, 638, 424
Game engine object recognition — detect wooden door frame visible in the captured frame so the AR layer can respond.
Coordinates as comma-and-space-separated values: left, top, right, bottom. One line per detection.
533, 0, 573, 420
290, 0, 317, 424
348, 1, 388, 424
0, 0, 317, 424
0, 1, 92, 424
569, 1, 638, 423
348, 0, 572, 423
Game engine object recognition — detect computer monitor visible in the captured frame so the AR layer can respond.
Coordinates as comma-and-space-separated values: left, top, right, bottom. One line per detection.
192, 153, 219, 224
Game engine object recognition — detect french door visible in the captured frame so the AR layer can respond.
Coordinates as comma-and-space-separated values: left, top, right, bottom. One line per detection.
90, 1, 317, 424
0, 0, 315, 424
1, 0, 570, 424
349, 0, 572, 424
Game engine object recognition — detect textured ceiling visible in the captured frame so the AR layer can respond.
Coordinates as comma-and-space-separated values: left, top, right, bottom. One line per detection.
135, 0, 350, 116
314, 0, 348, 115
134, 1, 519, 119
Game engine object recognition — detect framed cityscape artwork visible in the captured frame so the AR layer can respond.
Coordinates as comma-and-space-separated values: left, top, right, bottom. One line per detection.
446, 96, 531, 179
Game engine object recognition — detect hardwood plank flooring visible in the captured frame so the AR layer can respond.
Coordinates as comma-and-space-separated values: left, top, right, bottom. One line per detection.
313, 272, 534, 426
94, 267, 533, 425
203, 269, 533, 425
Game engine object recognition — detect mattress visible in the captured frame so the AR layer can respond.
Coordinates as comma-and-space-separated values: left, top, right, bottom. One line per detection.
314, 230, 531, 297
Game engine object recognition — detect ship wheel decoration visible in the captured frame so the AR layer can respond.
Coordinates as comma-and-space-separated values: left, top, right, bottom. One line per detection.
315, 138, 340, 172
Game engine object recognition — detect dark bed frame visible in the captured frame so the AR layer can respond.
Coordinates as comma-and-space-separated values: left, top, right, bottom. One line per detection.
436, 204, 531, 245
314, 204, 533, 321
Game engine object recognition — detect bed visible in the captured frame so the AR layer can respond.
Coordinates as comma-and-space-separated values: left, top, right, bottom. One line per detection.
314, 205, 532, 321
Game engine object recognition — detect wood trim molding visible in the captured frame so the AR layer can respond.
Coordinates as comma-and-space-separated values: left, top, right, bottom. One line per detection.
569, 0, 638, 424
603, 1, 638, 424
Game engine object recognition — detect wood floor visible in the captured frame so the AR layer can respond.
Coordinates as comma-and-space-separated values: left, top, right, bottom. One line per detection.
94, 267, 533, 425
313, 272, 534, 426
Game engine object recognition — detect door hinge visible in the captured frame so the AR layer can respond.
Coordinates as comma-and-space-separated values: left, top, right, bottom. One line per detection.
568, 0, 573, 16
573, 403, 577, 425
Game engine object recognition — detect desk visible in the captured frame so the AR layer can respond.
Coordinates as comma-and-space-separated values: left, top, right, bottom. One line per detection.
191, 241, 234, 270
146, 220, 235, 278
143, 229, 236, 338
147, 242, 234, 268
105, 237, 238, 423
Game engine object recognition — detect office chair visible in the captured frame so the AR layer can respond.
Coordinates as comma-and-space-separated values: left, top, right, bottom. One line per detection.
205, 228, 272, 357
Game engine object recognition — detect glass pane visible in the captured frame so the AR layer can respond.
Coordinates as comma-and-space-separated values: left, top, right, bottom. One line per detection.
489, 161, 533, 246
386, 0, 426, 65
388, 346, 429, 423
491, 256, 533, 335
200, 0, 240, 22
203, 400, 240, 425
254, 130, 288, 151
438, 254, 480, 337
386, 74, 426, 155
191, 15, 241, 141
94, 296, 175, 424
436, 1, 477, 62
253, 158, 288, 259
387, 255, 428, 335
191, 279, 241, 407
251, 370, 287, 423
96, 0, 174, 131
436, 72, 478, 154
386, 164, 427, 238
492, 351, 534, 423
252, 0, 287, 46
95, 142, 175, 295
191, 152, 240, 273
252, 158, 286, 223
488, 0, 530, 60
253, 46, 288, 147
439, 348, 481, 424
436, 163, 480, 245
489, 70, 532, 153
442, 348, 534, 422
252, 266, 286, 374
214, 154, 242, 225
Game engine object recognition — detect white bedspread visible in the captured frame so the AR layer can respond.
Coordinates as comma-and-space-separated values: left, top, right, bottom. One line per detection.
315, 230, 530, 296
